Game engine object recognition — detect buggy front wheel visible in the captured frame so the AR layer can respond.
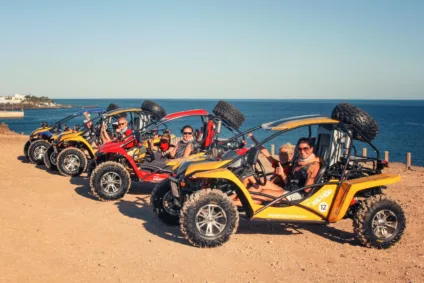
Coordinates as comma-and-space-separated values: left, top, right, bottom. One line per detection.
90, 161, 131, 201
353, 195, 406, 249
180, 189, 239, 248
28, 140, 50, 165
57, 147, 87, 177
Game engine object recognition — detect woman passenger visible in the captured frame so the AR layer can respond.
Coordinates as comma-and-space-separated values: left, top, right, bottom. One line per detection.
251, 137, 320, 201
169, 125, 194, 158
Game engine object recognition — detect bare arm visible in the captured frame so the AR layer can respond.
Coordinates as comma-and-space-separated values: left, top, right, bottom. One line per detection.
101, 124, 111, 142
304, 161, 320, 191
169, 143, 178, 158
249, 134, 276, 164
83, 111, 91, 121
182, 143, 192, 158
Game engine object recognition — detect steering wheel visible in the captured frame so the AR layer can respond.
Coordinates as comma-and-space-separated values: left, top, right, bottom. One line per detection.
253, 159, 267, 186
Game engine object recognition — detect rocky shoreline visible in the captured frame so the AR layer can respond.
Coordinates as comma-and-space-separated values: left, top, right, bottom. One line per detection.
0, 123, 19, 135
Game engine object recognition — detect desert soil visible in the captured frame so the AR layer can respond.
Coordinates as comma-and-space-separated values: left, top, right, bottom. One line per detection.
1, 134, 423, 283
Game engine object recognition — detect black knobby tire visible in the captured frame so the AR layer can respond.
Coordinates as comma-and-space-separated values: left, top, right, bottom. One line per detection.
24, 140, 31, 159
151, 179, 180, 225
212, 100, 245, 130
90, 161, 131, 201
331, 103, 379, 141
353, 195, 406, 249
43, 145, 58, 170
141, 100, 167, 120
57, 147, 88, 177
106, 103, 120, 112
28, 140, 50, 165
180, 189, 239, 248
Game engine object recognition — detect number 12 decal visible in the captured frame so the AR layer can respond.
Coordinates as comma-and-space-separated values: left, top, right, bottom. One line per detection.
319, 202, 328, 212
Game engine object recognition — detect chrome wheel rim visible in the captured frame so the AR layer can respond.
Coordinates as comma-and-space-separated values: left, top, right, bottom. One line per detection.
63, 154, 80, 172
34, 145, 47, 160
100, 172, 122, 194
196, 204, 227, 237
372, 209, 398, 239
50, 152, 57, 165
163, 191, 179, 216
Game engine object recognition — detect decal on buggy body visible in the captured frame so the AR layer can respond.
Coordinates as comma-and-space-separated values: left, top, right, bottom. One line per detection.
307, 189, 333, 206
319, 202, 328, 212
267, 214, 307, 219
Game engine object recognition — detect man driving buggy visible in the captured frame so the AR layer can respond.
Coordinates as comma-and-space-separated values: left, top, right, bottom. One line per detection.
100, 116, 133, 143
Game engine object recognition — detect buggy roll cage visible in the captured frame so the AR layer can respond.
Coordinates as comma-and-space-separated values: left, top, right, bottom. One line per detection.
119, 109, 245, 151
251, 121, 383, 221
47, 108, 105, 132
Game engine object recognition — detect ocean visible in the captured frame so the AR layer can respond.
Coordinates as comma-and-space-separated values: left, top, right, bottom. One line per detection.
1, 99, 424, 166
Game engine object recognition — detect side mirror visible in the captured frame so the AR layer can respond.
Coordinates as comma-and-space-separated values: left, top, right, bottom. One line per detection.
247, 147, 259, 165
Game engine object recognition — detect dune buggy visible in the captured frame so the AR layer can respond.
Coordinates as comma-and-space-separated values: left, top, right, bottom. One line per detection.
46, 101, 167, 177
25, 108, 105, 165
163, 103, 406, 249
89, 100, 247, 202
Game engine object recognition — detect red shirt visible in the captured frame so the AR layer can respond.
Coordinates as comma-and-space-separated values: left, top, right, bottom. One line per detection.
122, 128, 136, 149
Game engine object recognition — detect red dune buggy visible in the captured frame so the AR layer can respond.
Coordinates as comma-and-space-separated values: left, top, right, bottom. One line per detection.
89, 101, 246, 201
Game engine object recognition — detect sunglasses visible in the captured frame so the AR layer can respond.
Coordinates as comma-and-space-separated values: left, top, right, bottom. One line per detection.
118, 123, 126, 126
183, 132, 193, 135
160, 139, 169, 143
298, 147, 311, 152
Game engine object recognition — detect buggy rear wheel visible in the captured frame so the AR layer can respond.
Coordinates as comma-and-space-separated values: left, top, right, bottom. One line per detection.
353, 195, 406, 249
43, 145, 58, 170
180, 189, 239, 248
90, 161, 131, 201
28, 140, 50, 165
151, 179, 180, 225
57, 147, 88, 177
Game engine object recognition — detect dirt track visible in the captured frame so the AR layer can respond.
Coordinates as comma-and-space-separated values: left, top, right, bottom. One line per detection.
1, 134, 423, 282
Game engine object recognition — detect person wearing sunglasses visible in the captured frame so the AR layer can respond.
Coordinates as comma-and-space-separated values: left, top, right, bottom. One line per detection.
169, 125, 194, 159
245, 137, 320, 202
101, 116, 133, 143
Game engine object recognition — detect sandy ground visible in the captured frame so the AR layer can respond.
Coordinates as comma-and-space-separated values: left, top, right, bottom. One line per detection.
1, 134, 423, 283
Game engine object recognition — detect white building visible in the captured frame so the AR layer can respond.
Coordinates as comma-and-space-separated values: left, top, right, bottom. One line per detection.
0, 94, 27, 104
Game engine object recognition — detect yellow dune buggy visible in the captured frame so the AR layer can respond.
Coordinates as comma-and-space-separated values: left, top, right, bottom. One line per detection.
162, 103, 406, 249
25, 108, 105, 165
46, 101, 166, 177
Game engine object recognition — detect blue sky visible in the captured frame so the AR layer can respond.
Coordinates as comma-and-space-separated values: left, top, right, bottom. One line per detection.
0, 0, 423, 99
